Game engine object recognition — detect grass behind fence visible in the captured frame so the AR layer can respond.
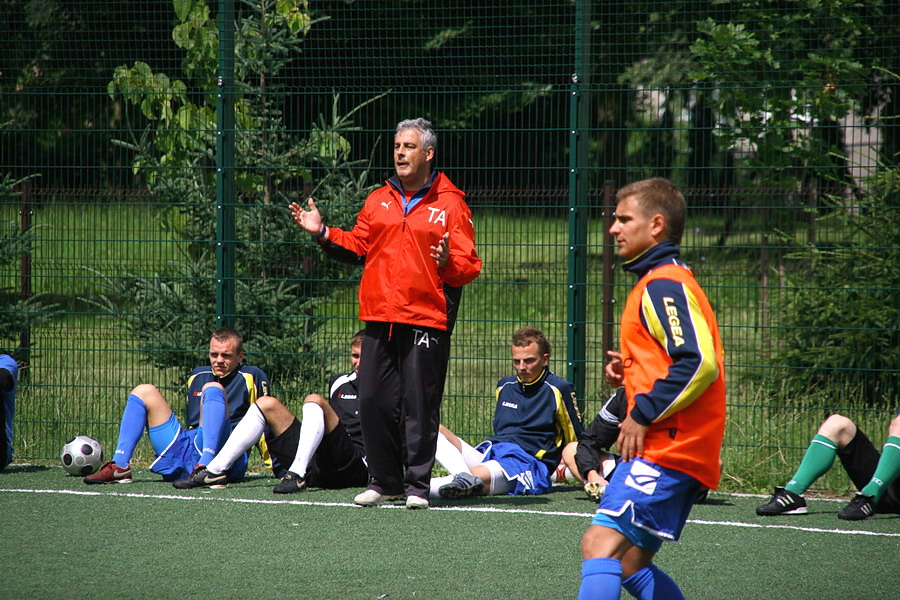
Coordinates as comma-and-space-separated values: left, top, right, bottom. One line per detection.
4, 203, 897, 495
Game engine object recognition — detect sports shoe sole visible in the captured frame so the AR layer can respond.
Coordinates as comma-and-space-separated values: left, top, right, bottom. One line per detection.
438, 481, 484, 499
84, 477, 133, 485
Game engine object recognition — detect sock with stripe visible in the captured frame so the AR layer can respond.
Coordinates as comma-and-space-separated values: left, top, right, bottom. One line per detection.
785, 434, 837, 495
860, 436, 900, 501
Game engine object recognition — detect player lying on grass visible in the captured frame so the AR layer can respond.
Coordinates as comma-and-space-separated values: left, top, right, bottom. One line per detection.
84, 328, 271, 485
1, 353, 19, 472
757, 412, 900, 521
562, 387, 625, 502
562, 386, 714, 504
172, 331, 369, 493
430, 327, 583, 499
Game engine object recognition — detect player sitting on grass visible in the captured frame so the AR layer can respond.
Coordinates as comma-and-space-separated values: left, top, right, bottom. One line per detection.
84, 328, 270, 485
172, 331, 369, 493
430, 327, 583, 499
561, 387, 625, 502
1, 353, 19, 472
562, 387, 713, 505
756, 412, 900, 521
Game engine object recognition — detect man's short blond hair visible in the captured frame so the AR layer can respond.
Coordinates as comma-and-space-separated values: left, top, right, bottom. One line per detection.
616, 177, 686, 244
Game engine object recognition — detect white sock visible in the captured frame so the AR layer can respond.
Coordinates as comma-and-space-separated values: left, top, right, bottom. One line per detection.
206, 403, 265, 474
287, 402, 325, 477
435, 432, 471, 475
483, 460, 515, 495
429, 475, 453, 498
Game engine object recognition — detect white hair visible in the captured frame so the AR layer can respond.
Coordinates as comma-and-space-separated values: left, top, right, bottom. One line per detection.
396, 118, 436, 152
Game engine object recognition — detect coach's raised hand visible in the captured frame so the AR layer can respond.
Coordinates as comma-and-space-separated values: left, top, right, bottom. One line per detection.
289, 197, 326, 239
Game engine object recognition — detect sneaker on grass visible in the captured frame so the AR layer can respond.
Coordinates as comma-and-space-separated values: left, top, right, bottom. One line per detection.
837, 493, 876, 521
755, 486, 808, 516
273, 471, 307, 494
84, 461, 132, 485
172, 466, 227, 490
438, 471, 485, 499
353, 489, 402, 506
405, 495, 429, 510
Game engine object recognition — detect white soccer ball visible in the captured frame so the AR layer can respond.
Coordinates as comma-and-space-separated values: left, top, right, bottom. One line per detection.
60, 435, 104, 476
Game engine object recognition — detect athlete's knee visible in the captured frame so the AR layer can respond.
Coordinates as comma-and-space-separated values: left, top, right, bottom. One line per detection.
303, 393, 327, 408
819, 414, 856, 446
254, 395, 283, 414
888, 414, 900, 437
129, 384, 169, 412
130, 383, 159, 400
201, 381, 225, 394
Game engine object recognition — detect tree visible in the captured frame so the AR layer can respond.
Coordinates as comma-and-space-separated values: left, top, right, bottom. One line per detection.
0, 173, 58, 357
771, 165, 899, 405
98, 0, 378, 381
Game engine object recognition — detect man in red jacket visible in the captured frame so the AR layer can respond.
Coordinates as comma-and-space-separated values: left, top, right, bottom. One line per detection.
290, 118, 481, 509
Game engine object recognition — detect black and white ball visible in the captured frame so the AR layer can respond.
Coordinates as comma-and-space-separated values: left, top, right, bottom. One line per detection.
60, 435, 103, 476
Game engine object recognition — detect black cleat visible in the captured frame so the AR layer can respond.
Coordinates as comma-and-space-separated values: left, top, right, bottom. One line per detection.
837, 493, 876, 521
756, 487, 808, 516
172, 466, 227, 489
273, 471, 308, 494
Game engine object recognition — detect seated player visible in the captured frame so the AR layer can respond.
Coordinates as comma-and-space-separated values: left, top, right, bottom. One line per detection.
173, 331, 368, 492
84, 328, 270, 484
431, 327, 583, 498
1, 353, 19, 472
757, 412, 900, 520
561, 387, 626, 502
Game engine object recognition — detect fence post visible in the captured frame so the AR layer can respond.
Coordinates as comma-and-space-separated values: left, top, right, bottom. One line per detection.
567, 0, 592, 407
602, 180, 616, 365
215, 0, 236, 328
18, 181, 32, 365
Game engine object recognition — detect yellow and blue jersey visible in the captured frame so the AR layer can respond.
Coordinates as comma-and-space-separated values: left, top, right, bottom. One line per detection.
490, 368, 583, 473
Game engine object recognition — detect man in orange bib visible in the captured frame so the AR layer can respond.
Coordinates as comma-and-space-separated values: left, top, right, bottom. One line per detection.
578, 178, 726, 600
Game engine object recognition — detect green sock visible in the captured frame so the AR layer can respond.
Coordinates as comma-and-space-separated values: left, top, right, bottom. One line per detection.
785, 434, 838, 495
860, 436, 900, 501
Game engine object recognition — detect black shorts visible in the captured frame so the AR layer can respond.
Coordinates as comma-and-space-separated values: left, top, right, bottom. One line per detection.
266, 418, 369, 489
838, 427, 900, 514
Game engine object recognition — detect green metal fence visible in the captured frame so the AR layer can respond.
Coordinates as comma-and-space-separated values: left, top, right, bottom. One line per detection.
2, 1, 898, 492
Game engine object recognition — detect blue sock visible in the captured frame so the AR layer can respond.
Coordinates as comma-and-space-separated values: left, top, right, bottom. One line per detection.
622, 564, 684, 600
113, 394, 147, 468
578, 557, 622, 600
197, 386, 227, 466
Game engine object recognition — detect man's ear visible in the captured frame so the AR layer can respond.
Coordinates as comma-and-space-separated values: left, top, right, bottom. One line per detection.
650, 213, 666, 239
425, 145, 435, 162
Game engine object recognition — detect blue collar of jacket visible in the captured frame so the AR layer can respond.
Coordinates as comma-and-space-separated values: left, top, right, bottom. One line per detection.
622, 240, 683, 278
388, 170, 439, 215
517, 367, 550, 393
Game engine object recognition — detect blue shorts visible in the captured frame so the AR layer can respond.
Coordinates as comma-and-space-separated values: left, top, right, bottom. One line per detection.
147, 413, 247, 482
591, 457, 701, 552
476, 441, 552, 495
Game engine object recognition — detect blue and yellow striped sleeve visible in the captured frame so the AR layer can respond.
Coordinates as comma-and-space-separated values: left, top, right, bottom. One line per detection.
632, 278, 720, 424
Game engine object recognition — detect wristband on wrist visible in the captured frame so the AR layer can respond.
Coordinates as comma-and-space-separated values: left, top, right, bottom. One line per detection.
315, 224, 327, 240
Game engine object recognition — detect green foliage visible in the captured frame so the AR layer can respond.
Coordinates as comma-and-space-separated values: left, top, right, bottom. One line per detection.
0, 173, 57, 353
690, 0, 875, 188
770, 167, 900, 406
101, 0, 377, 379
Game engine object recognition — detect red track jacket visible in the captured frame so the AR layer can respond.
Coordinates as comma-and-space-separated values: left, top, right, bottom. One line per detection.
322, 172, 481, 332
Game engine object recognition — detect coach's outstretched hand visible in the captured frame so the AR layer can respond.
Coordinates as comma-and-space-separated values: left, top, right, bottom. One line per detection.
290, 198, 324, 237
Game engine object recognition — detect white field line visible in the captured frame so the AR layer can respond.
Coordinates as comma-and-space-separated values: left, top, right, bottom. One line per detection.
2, 487, 898, 538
